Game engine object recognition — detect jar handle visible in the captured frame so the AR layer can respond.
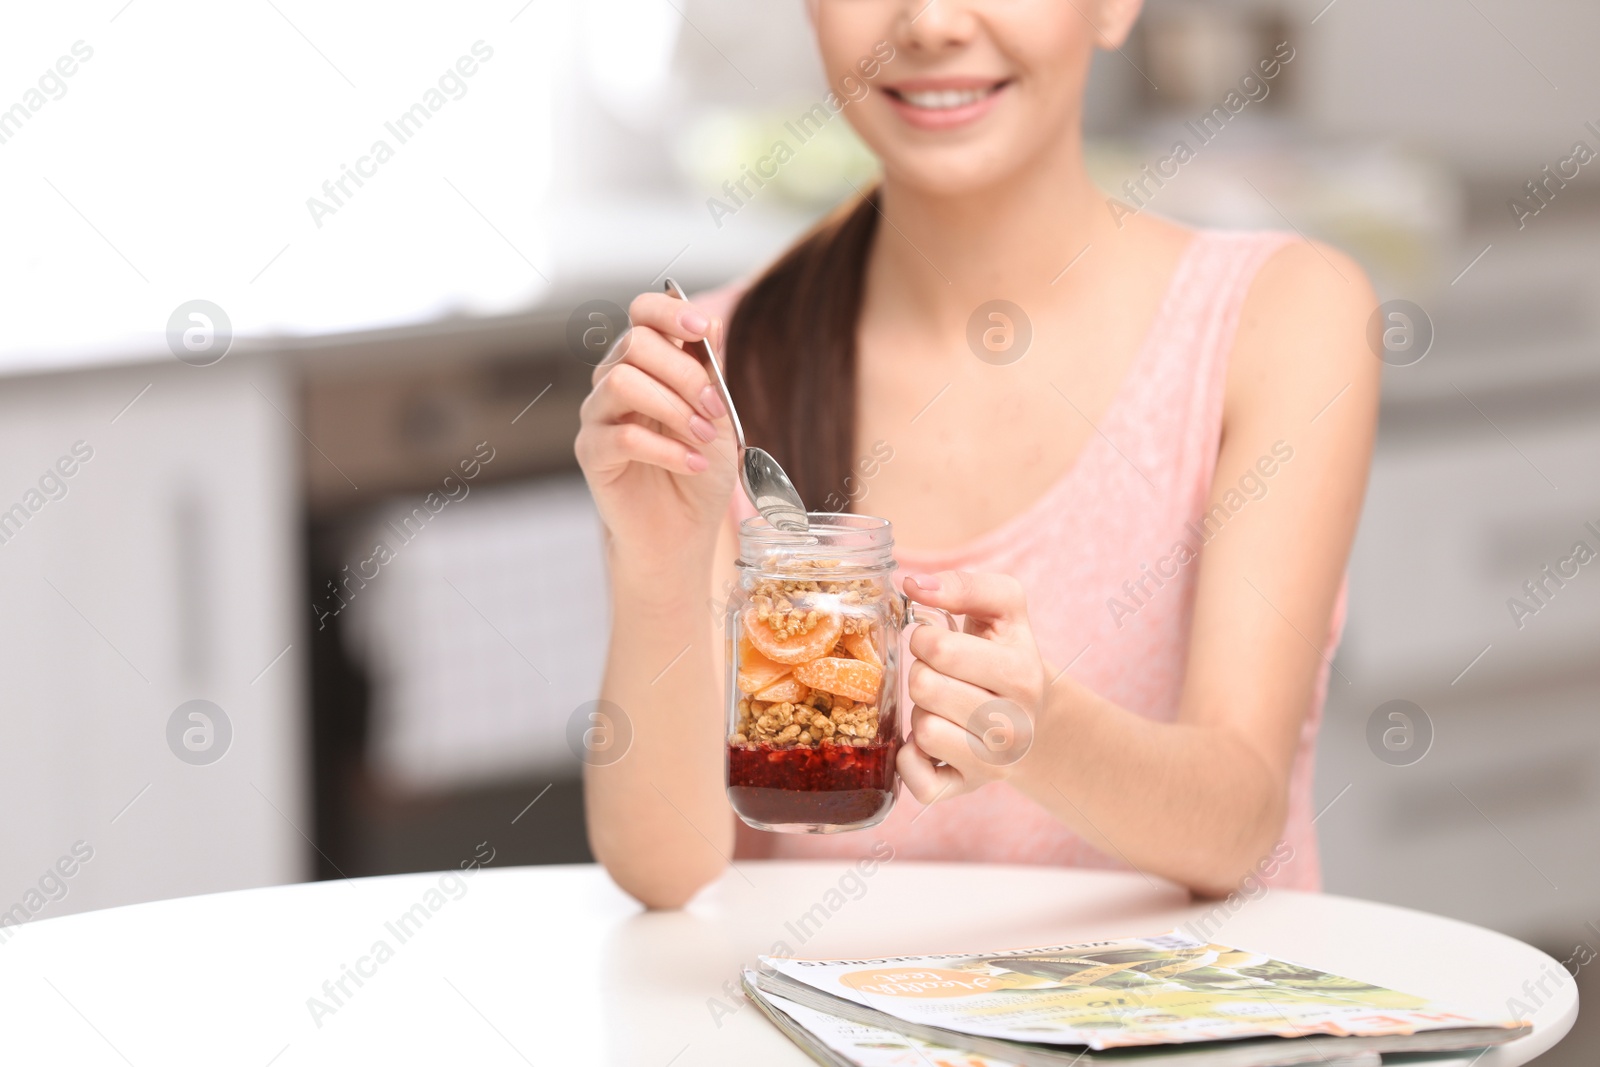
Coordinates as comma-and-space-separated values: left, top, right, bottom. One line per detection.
902, 595, 957, 635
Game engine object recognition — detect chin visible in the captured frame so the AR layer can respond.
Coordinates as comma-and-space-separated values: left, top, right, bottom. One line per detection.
879, 152, 1019, 198
848, 90, 1066, 200
869, 124, 1048, 199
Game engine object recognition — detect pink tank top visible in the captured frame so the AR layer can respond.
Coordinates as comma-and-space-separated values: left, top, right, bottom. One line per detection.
704, 228, 1342, 891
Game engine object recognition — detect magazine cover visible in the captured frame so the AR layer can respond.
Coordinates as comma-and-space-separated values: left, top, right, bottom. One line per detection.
757, 990, 1022, 1067
759, 931, 1527, 1051
742, 979, 1395, 1067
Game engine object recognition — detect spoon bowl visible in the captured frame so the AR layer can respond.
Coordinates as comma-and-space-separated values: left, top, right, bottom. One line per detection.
742, 447, 809, 534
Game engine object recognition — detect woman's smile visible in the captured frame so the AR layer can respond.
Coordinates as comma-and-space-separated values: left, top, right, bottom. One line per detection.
883, 76, 1012, 130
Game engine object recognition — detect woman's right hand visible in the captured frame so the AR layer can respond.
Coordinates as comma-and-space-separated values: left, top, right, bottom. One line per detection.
574, 291, 738, 575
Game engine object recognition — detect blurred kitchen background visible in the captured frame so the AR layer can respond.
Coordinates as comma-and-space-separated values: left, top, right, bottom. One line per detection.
0, 0, 1594, 1059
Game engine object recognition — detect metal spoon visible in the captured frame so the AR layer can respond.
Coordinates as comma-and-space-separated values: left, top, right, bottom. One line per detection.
662, 278, 809, 534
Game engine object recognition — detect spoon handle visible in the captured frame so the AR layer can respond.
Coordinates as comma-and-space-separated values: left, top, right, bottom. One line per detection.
663, 278, 746, 453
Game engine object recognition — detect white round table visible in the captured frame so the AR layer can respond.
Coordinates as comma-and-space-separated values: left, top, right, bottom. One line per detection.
0, 862, 1575, 1065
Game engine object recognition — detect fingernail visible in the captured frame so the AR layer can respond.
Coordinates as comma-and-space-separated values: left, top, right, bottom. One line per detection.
690, 415, 717, 442
700, 386, 727, 419
685, 451, 709, 472
680, 309, 710, 335
907, 573, 941, 591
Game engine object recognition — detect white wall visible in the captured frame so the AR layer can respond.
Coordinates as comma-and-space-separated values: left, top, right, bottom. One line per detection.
1296, 0, 1600, 174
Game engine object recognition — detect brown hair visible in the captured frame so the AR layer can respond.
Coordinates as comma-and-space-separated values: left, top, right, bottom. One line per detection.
725, 190, 880, 515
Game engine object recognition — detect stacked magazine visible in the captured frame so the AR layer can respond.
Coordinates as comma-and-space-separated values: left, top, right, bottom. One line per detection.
741, 932, 1530, 1067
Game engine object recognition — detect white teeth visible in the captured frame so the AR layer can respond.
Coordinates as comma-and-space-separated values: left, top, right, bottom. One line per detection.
898, 86, 994, 110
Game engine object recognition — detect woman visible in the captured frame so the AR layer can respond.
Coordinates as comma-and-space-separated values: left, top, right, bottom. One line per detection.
575, 0, 1378, 908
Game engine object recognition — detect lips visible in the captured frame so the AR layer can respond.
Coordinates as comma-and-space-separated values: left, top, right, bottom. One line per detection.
883, 79, 1010, 130
894, 85, 998, 109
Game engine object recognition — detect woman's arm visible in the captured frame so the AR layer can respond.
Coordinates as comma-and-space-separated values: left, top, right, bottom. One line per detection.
583, 519, 739, 908
899, 241, 1381, 896
575, 293, 740, 908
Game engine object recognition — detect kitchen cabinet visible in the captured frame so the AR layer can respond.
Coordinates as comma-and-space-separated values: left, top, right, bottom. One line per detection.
0, 356, 306, 916
1315, 228, 1600, 945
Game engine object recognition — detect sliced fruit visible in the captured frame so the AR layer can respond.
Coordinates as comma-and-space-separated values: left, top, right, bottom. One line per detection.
753, 675, 809, 703
842, 631, 882, 668
737, 644, 791, 695
794, 656, 883, 703
742, 610, 844, 665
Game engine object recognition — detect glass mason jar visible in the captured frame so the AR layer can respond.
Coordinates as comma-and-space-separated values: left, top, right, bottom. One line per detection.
725, 513, 954, 834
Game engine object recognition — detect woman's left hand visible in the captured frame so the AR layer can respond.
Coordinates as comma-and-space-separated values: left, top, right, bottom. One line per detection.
897, 571, 1055, 805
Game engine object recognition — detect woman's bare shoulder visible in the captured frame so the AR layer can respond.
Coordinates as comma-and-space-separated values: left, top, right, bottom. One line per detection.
1118, 211, 1200, 267
1227, 237, 1381, 428
1246, 237, 1375, 327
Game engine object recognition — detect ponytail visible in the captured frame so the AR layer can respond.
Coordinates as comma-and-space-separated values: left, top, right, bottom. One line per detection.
725, 190, 880, 515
